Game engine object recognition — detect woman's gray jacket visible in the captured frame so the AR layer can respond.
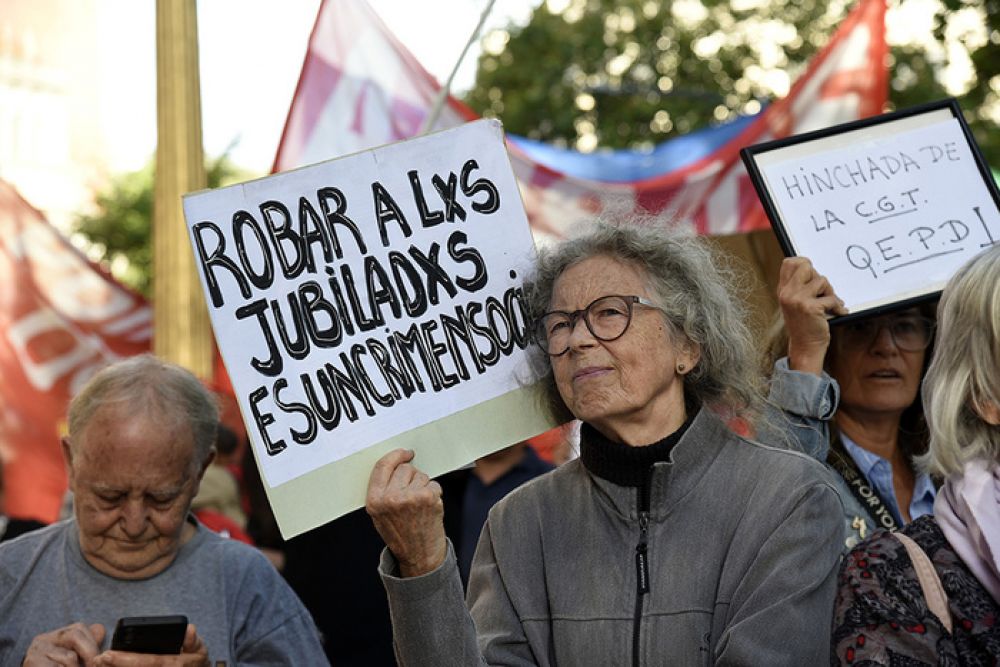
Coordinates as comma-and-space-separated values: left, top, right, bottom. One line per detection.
378, 408, 844, 665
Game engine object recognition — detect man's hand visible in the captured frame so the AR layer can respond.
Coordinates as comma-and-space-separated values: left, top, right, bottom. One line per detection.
92, 624, 208, 666
366, 449, 447, 577
777, 257, 848, 375
23, 623, 106, 666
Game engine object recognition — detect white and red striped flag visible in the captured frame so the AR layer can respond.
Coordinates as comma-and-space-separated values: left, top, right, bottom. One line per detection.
273, 0, 476, 172
275, 0, 887, 241
0, 181, 151, 522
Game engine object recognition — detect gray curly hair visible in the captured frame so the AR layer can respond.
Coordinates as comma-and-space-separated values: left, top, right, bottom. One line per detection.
67, 354, 219, 470
523, 219, 763, 425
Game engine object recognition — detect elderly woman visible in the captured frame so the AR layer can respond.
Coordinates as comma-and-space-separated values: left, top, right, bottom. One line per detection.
768, 257, 936, 548
831, 244, 1000, 663
367, 222, 843, 665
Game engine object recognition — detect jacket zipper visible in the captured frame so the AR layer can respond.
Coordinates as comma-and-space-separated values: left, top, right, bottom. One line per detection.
632, 473, 652, 667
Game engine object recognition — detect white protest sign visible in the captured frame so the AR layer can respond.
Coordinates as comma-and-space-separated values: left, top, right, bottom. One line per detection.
183, 119, 553, 537
747, 106, 1000, 314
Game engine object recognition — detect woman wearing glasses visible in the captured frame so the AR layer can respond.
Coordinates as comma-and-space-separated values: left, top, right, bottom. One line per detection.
366, 222, 843, 665
832, 244, 1000, 664
768, 256, 936, 550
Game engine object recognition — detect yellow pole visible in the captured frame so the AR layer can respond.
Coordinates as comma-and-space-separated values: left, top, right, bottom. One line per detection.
153, 0, 213, 377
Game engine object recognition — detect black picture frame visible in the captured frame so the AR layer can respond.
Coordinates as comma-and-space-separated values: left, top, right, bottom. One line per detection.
740, 98, 1000, 323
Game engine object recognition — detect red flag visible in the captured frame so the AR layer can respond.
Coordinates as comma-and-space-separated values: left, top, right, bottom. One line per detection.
510, 0, 888, 239
275, 0, 887, 240
273, 0, 475, 173
0, 180, 151, 522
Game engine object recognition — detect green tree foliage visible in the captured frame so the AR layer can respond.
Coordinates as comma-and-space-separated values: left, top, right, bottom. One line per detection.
75, 162, 154, 295
74, 154, 247, 297
465, 0, 998, 166
933, 0, 999, 166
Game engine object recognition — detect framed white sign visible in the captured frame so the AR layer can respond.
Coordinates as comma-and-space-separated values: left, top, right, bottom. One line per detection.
742, 99, 1000, 320
183, 119, 553, 538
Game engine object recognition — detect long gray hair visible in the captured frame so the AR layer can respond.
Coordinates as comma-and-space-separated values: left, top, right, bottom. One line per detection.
524, 220, 763, 425
917, 245, 1000, 477
68, 354, 219, 469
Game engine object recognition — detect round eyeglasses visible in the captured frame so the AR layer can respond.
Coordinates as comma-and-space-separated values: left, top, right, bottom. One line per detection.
833, 314, 935, 353
533, 295, 663, 357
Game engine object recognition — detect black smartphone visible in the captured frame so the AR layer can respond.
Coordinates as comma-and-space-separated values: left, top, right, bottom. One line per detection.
110, 615, 187, 654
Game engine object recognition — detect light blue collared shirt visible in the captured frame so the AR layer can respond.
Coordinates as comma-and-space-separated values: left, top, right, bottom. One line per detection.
841, 433, 936, 526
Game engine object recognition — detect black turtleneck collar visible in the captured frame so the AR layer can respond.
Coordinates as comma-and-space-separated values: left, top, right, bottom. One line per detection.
579, 410, 696, 487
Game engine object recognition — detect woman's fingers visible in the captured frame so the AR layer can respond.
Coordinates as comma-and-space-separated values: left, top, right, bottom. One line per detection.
368, 448, 416, 495
366, 449, 448, 578
779, 259, 843, 307
777, 258, 847, 374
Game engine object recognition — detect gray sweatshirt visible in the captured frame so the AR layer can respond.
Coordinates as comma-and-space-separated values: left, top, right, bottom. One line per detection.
0, 518, 328, 665
381, 408, 844, 665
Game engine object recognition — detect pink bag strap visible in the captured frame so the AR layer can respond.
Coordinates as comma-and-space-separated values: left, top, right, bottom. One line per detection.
892, 531, 953, 634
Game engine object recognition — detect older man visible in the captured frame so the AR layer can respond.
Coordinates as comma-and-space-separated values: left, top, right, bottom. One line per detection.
0, 355, 327, 666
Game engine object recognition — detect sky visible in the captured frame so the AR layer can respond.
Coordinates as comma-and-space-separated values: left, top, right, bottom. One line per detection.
94, 0, 982, 177
98, 0, 536, 175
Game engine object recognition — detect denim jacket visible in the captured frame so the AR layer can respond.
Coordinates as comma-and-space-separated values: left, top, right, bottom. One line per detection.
765, 357, 874, 550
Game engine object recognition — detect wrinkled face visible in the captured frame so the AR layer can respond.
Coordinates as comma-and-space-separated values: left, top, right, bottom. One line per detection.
548, 255, 698, 441
66, 405, 205, 580
828, 309, 926, 420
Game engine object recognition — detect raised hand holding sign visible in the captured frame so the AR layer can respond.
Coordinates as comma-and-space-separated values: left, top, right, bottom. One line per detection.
183, 120, 552, 538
